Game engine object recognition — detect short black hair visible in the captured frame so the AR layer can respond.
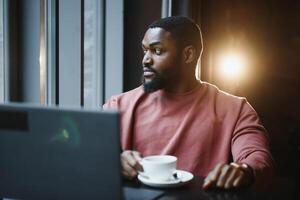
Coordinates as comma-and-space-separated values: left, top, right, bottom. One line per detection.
148, 16, 203, 59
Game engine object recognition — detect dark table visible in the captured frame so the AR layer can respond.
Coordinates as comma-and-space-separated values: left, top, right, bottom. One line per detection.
124, 176, 298, 200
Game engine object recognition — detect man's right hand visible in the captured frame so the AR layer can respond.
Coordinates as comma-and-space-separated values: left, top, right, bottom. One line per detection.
121, 150, 143, 180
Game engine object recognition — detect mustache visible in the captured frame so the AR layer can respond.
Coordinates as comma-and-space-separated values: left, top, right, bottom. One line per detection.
143, 65, 157, 74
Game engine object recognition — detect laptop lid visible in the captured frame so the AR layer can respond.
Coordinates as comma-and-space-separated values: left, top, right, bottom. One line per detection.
0, 103, 122, 200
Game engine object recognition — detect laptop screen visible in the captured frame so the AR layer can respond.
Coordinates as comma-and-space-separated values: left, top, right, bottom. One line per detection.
0, 103, 122, 199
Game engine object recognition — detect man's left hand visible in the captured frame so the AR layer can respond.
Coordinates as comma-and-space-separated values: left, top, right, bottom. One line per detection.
202, 163, 253, 190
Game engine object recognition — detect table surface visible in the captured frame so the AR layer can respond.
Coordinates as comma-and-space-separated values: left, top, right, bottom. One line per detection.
124, 176, 299, 200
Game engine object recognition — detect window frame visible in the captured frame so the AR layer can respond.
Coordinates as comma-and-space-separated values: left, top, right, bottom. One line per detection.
0, 0, 9, 103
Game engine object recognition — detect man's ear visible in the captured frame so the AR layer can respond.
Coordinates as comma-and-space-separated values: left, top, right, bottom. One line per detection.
183, 45, 197, 64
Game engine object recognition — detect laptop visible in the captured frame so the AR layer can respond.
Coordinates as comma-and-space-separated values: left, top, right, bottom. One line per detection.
0, 103, 123, 199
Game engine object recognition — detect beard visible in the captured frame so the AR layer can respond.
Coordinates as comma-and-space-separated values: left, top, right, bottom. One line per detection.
142, 54, 182, 93
142, 67, 166, 93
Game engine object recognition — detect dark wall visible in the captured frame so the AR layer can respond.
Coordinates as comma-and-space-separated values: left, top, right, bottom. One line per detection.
123, 0, 161, 91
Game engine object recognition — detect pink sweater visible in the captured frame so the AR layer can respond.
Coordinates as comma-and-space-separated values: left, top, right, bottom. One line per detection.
103, 82, 274, 185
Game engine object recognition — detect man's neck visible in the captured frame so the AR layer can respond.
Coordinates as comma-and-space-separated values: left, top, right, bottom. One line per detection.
163, 77, 200, 94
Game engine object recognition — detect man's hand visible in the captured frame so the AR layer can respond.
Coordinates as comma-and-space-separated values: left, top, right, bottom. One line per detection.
202, 163, 254, 190
121, 150, 143, 180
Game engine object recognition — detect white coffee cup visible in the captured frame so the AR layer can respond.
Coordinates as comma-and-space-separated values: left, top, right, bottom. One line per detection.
140, 155, 177, 182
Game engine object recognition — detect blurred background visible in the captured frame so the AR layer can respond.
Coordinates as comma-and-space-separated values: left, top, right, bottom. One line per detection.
0, 0, 299, 182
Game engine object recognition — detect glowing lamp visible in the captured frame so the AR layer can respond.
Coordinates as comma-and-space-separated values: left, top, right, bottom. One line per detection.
219, 53, 245, 79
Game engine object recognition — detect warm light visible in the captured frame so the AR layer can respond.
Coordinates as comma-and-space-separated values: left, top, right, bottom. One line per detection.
219, 53, 245, 79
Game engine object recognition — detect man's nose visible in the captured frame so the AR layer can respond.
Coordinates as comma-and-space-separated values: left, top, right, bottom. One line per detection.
142, 52, 153, 65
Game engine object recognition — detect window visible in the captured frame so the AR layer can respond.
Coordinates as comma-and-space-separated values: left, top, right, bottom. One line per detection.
83, 0, 123, 107
2, 0, 124, 106
84, 0, 104, 108
0, 0, 4, 102
44, 0, 56, 105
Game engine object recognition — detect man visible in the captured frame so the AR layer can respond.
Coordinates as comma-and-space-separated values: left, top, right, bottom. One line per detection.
103, 16, 274, 189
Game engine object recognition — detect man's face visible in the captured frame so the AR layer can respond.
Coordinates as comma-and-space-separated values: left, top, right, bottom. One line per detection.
141, 28, 181, 93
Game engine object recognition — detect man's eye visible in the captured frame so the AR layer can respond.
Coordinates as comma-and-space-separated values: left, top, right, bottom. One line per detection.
143, 49, 147, 54
155, 48, 162, 55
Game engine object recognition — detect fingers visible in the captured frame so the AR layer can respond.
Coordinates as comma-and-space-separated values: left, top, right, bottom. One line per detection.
224, 167, 240, 189
121, 160, 135, 179
233, 172, 244, 187
131, 151, 143, 171
121, 150, 143, 179
216, 164, 231, 188
203, 162, 252, 190
203, 163, 223, 189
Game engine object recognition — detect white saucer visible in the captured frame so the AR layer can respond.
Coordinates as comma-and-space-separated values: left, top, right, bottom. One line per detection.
138, 170, 194, 188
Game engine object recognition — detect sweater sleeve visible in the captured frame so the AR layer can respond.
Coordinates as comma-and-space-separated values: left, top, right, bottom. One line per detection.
231, 99, 275, 188
102, 96, 119, 110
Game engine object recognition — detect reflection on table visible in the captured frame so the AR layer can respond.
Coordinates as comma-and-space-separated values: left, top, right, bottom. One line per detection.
124, 176, 297, 200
